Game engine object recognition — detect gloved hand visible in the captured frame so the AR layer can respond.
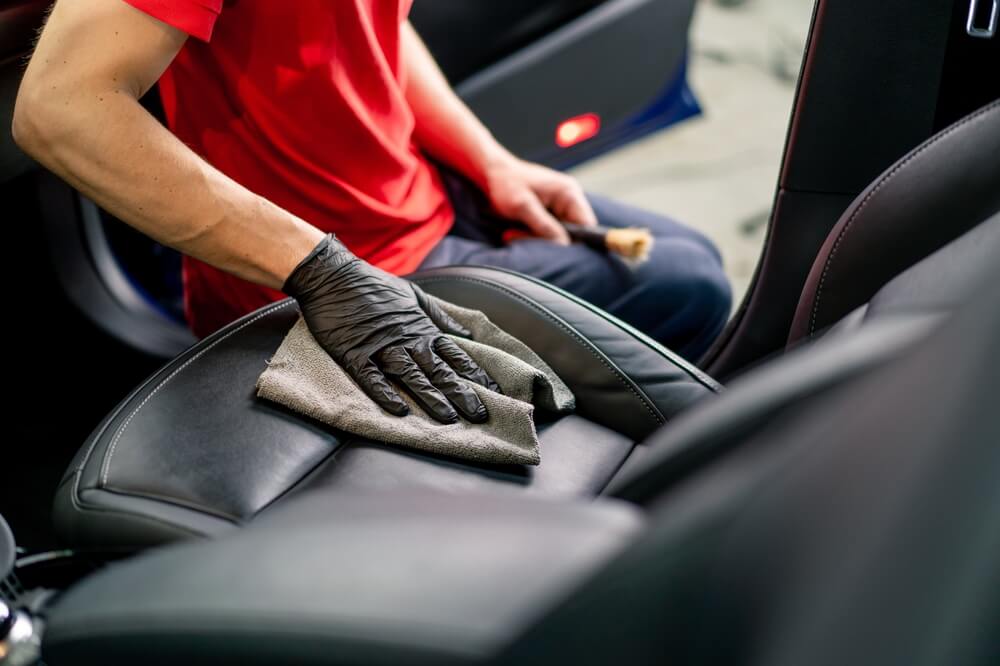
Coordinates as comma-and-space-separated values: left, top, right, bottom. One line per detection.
283, 234, 500, 424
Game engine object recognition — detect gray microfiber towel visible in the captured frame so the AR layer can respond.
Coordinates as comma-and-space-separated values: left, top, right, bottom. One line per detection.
256, 297, 575, 466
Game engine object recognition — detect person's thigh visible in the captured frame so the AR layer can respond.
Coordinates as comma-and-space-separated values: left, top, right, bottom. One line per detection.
418, 233, 635, 308
419, 186, 732, 357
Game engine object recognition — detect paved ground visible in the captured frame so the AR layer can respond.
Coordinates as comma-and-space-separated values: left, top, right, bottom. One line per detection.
571, 0, 815, 308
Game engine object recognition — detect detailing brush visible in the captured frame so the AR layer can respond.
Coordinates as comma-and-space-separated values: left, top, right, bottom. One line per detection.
501, 223, 654, 263
565, 225, 654, 262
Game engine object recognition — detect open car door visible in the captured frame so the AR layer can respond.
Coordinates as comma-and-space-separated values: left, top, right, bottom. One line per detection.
410, 0, 701, 168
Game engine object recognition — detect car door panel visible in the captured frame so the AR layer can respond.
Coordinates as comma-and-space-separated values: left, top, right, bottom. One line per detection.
413, 0, 700, 168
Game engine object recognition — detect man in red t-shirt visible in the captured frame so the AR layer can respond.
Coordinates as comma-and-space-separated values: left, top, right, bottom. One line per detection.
15, 0, 729, 422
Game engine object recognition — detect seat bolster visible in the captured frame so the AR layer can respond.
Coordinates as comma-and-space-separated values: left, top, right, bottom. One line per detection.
610, 215, 1000, 504
59, 299, 334, 549
52, 477, 237, 551
789, 100, 1000, 343
412, 266, 720, 441
829, 212, 1000, 336
57, 266, 710, 550
607, 314, 936, 504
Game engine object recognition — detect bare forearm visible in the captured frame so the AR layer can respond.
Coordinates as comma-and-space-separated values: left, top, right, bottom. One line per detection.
15, 93, 322, 289
401, 22, 514, 188
14, 0, 323, 290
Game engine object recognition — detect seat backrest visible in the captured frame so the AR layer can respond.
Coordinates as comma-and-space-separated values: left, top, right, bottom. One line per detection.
39, 242, 1000, 666
604, 210, 999, 505
788, 99, 1000, 344
502, 215, 1000, 666
708, 253, 1000, 666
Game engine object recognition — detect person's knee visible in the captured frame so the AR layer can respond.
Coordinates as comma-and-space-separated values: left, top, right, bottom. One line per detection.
670, 226, 724, 266
683, 254, 732, 332
649, 244, 732, 336
694, 262, 732, 334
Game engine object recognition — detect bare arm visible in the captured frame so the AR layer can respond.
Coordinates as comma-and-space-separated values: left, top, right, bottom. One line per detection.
401, 22, 508, 190
13, 0, 324, 290
401, 21, 595, 242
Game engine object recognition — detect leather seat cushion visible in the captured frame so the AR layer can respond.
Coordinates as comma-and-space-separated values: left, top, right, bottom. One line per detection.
55, 267, 717, 550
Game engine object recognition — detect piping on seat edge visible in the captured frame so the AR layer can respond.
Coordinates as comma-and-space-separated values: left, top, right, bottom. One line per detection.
61, 473, 222, 541
82, 300, 297, 499
87, 268, 707, 507
809, 100, 1000, 336
416, 274, 669, 427
419, 265, 720, 390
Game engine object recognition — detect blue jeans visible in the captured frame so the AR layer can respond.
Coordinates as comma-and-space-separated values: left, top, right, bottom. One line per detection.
418, 171, 732, 361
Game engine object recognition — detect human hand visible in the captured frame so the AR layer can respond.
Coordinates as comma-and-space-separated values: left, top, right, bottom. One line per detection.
283, 234, 500, 424
482, 156, 598, 244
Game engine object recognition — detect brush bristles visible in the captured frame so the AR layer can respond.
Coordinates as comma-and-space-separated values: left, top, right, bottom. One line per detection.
605, 227, 653, 261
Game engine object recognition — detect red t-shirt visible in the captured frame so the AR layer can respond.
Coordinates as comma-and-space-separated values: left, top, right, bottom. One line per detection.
123, 0, 454, 337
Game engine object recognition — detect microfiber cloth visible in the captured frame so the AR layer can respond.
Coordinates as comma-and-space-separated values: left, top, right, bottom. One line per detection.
256, 297, 575, 466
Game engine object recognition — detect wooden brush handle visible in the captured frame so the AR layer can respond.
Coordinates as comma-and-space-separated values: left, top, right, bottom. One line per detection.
565, 225, 611, 251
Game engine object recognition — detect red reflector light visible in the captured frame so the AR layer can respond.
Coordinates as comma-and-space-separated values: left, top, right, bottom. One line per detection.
555, 113, 601, 148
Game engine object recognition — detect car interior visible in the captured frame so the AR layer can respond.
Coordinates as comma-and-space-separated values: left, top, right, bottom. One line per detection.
2, 0, 999, 664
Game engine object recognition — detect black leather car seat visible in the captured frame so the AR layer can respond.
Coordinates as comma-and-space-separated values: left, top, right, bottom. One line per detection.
53, 100, 1000, 552
789, 98, 1000, 343
40, 233, 1000, 666
55, 268, 720, 549
605, 207, 999, 505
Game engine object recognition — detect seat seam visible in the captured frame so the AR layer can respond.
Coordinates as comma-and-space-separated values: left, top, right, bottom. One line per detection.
87, 269, 677, 503
75, 300, 292, 489
416, 275, 667, 426
65, 471, 222, 538
94, 484, 244, 523
252, 446, 342, 517
419, 265, 720, 390
73, 271, 678, 526
809, 100, 1000, 335
94, 299, 297, 491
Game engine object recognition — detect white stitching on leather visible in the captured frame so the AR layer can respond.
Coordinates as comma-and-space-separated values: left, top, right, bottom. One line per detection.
86, 263, 709, 492
809, 100, 1000, 335
96, 300, 297, 488
89, 263, 697, 489
463, 266, 721, 390
416, 275, 667, 426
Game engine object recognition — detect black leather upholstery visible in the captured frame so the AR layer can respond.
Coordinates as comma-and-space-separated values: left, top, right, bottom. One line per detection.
55, 267, 717, 550
42, 222, 1000, 666
607, 213, 999, 504
56, 218, 996, 549
414, 267, 720, 438
789, 99, 1000, 343
37, 69, 1000, 666
830, 210, 1000, 335
499, 252, 1000, 666
43, 491, 642, 666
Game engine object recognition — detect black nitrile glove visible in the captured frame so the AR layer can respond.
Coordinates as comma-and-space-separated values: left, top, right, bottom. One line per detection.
283, 234, 500, 424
